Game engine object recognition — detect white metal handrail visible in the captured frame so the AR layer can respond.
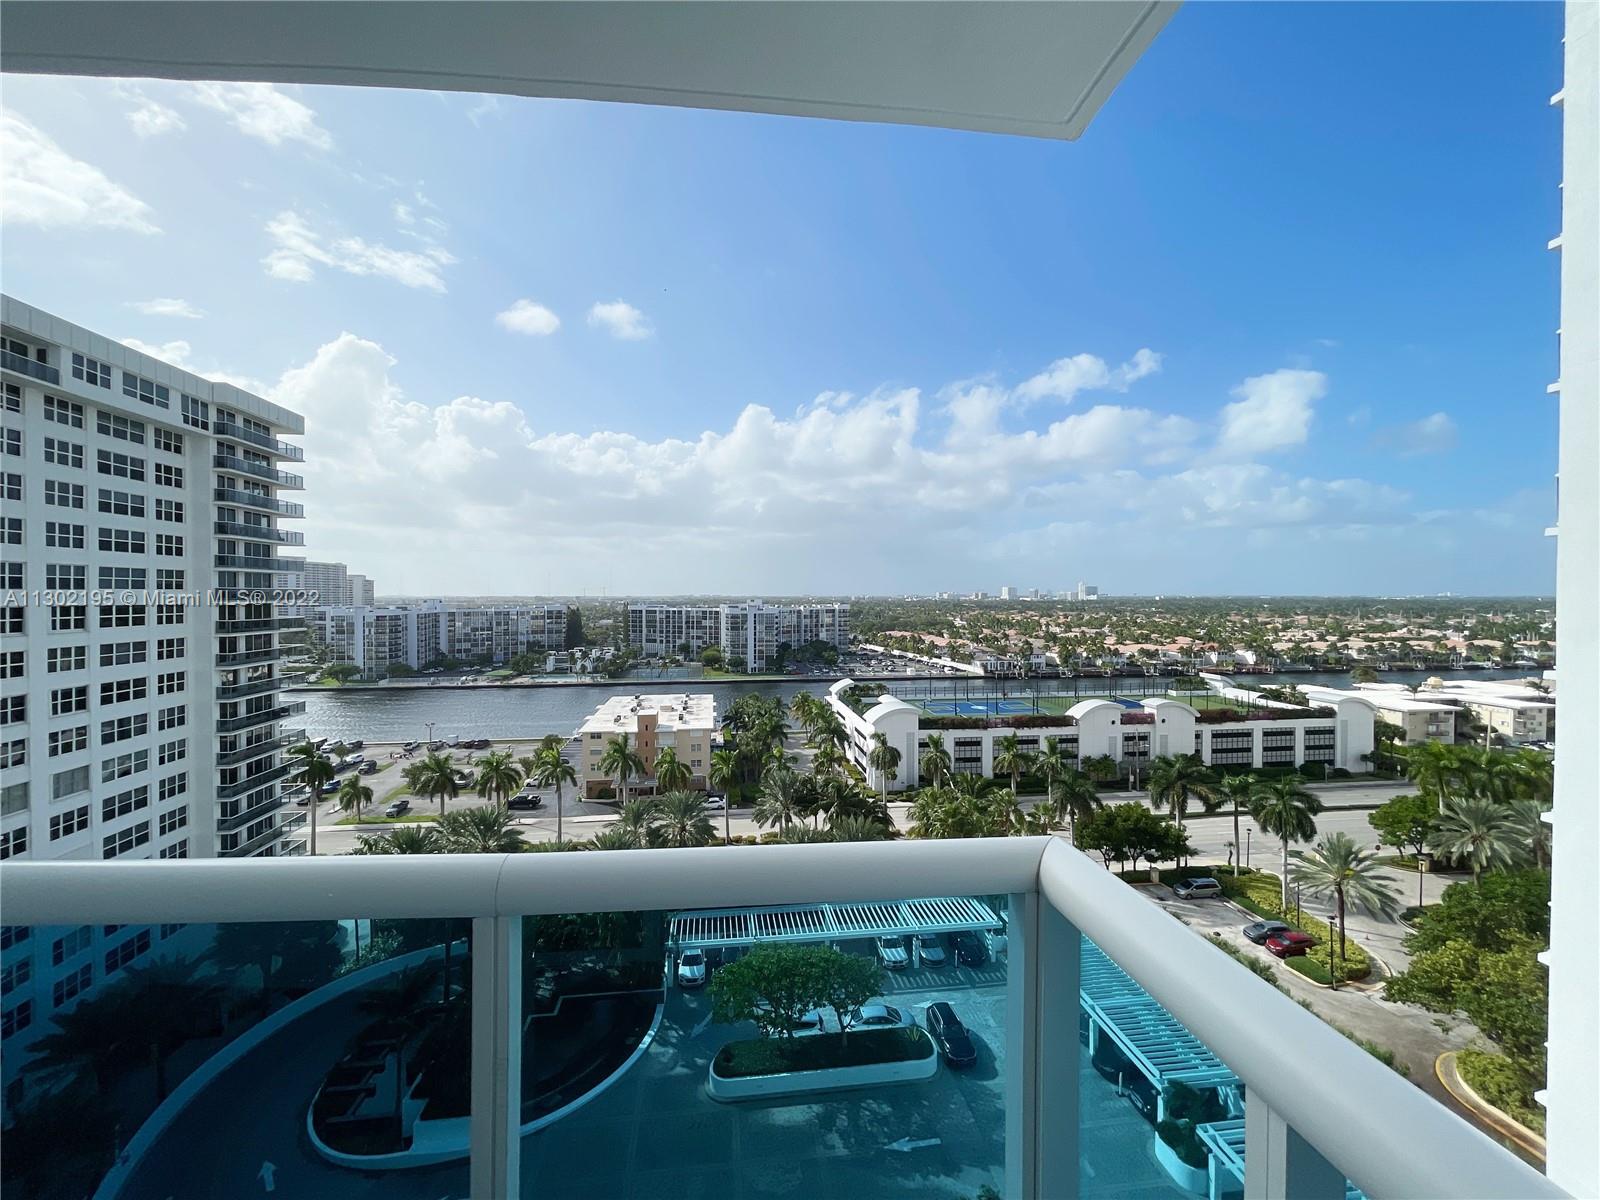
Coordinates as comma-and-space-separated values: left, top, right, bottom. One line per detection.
0, 838, 1565, 1200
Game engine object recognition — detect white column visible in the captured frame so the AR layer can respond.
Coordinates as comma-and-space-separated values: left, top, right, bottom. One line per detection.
1006, 890, 1081, 1200
1243, 1089, 1342, 1199
470, 915, 523, 1199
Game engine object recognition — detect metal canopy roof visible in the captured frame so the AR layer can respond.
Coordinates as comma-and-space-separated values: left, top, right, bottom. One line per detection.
1081, 940, 1237, 1089
670, 896, 1001, 949
0, 2, 1177, 142
1198, 1121, 1366, 1200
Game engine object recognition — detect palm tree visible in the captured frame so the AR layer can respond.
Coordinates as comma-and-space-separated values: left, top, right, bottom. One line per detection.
1250, 777, 1323, 908
116, 957, 229, 1100
474, 749, 524, 806
790, 692, 820, 734
0, 1080, 117, 1200
1430, 795, 1523, 885
707, 747, 741, 844
1214, 774, 1259, 877
24, 988, 128, 1093
1292, 832, 1399, 983
350, 825, 443, 855
992, 733, 1033, 801
1401, 740, 1462, 806
598, 733, 646, 804
616, 797, 661, 847
336, 775, 374, 824
655, 791, 716, 847
531, 745, 578, 845
356, 964, 442, 1137
867, 732, 902, 803
918, 734, 953, 790
808, 709, 847, 754
653, 746, 693, 793
1147, 754, 1217, 832
829, 813, 890, 842
437, 803, 527, 853
1053, 769, 1104, 847
408, 750, 460, 817
1511, 798, 1553, 870
811, 741, 845, 779
1032, 737, 1070, 810
777, 826, 833, 844
289, 740, 336, 856
753, 766, 805, 832
588, 826, 640, 851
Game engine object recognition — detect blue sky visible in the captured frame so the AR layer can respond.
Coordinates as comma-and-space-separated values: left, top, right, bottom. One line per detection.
0, 2, 1563, 597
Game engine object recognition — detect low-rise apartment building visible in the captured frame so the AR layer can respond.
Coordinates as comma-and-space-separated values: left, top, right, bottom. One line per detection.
1341, 679, 1555, 746
576, 692, 718, 797
312, 600, 568, 678
826, 680, 1375, 794
626, 600, 849, 670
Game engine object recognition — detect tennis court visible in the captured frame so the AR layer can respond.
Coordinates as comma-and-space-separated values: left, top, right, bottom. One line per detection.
907, 693, 1166, 718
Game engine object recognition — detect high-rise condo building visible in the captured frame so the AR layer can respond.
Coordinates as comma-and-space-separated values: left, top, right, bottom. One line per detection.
626, 600, 849, 670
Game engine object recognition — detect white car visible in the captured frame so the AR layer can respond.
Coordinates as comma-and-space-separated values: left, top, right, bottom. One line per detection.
851, 1003, 914, 1029
676, 949, 707, 989
703, 794, 728, 811
756, 1003, 831, 1036
876, 936, 910, 970
915, 935, 947, 966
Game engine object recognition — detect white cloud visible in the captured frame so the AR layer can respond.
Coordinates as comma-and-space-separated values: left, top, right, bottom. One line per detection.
587, 300, 654, 340
187, 82, 332, 150
1374, 411, 1457, 456
495, 300, 561, 337
126, 97, 186, 138
263, 210, 456, 291
1217, 368, 1326, 456
129, 298, 204, 319
1015, 348, 1161, 403
119, 337, 193, 367
0, 109, 159, 234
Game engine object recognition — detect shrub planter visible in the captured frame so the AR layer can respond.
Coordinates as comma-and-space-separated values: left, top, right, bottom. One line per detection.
707, 1028, 937, 1102
1153, 1131, 1211, 1195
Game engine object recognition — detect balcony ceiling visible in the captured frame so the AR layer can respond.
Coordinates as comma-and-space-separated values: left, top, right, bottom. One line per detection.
0, 1, 1177, 140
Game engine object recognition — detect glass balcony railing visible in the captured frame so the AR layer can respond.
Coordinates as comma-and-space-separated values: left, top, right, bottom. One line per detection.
213, 487, 305, 518
215, 553, 306, 572
216, 614, 305, 634
0, 841, 1565, 1200
218, 703, 294, 733
213, 453, 304, 489
213, 421, 306, 461
214, 520, 307, 545
217, 761, 293, 799
216, 676, 282, 701
0, 348, 59, 384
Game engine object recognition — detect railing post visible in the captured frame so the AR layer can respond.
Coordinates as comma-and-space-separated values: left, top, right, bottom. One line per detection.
470, 915, 522, 1199
1007, 889, 1081, 1200
1244, 1088, 1343, 1199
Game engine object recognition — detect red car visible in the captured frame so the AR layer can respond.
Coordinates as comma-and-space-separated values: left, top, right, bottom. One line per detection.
1264, 931, 1316, 959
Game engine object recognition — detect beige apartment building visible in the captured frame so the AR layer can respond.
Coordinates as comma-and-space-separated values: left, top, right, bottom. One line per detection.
576, 693, 718, 798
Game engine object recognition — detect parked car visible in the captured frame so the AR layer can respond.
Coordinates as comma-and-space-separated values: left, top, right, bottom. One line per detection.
451, 769, 476, 788
755, 1004, 830, 1037
915, 934, 946, 966
1123, 1070, 1159, 1124
1243, 920, 1291, 944
345, 739, 364, 752
1092, 1039, 1133, 1084
384, 798, 410, 818
924, 1001, 978, 1068
358, 760, 378, 776
1265, 931, 1317, 959
850, 1004, 913, 1029
507, 790, 544, 811
402, 740, 421, 752
676, 949, 707, 988
947, 931, 989, 967
1173, 877, 1224, 900
703, 794, 728, 811
876, 936, 910, 970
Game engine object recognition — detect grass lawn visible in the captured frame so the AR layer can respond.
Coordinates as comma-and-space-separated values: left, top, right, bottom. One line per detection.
336, 812, 440, 826
713, 1028, 932, 1078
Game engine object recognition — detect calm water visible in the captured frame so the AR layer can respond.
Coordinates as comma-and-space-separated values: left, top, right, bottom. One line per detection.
292, 668, 1537, 742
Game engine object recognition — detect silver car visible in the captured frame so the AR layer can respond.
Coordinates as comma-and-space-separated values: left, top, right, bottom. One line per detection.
915, 935, 947, 965
876, 936, 910, 970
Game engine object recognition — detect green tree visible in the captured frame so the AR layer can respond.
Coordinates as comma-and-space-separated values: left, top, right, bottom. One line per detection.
1368, 792, 1438, 860
707, 747, 742, 844
653, 745, 693, 793
0, 1080, 118, 1200
474, 749, 524, 806
655, 790, 716, 847
437, 803, 527, 853
1430, 795, 1524, 885
1146, 754, 1218, 855
1052, 768, 1104, 847
599, 733, 647, 805
350, 825, 443, 855
700, 645, 725, 669
917, 733, 952, 789
1076, 803, 1191, 873
1350, 663, 1378, 684
991, 733, 1033, 801
615, 797, 662, 847
588, 826, 642, 851
753, 765, 805, 832
828, 813, 890, 842
1405, 871, 1549, 955
816, 952, 886, 1036
1214, 773, 1259, 877
408, 750, 461, 817
1249, 777, 1323, 908
288, 739, 336, 856
867, 732, 902, 803
530, 745, 578, 846
325, 662, 362, 683
336, 774, 374, 823
1292, 832, 1400, 983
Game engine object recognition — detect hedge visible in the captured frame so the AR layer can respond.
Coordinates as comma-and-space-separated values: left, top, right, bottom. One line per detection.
714, 1027, 932, 1078
1164, 867, 1370, 981
1458, 1049, 1545, 1135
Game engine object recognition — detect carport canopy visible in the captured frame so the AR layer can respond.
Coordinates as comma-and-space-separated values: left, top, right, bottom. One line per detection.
670, 896, 1002, 950
1082, 940, 1238, 1089
1197, 1121, 1366, 1200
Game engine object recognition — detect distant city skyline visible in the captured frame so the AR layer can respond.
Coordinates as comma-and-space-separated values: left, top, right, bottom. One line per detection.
0, 3, 1562, 595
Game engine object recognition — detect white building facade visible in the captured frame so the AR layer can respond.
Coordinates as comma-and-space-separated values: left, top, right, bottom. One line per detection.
627, 600, 850, 670
312, 601, 568, 677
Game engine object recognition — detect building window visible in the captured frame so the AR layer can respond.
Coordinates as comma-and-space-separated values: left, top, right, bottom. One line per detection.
0, 738, 24, 770
50, 686, 88, 716
99, 604, 146, 629
99, 677, 149, 706
0, 695, 21, 728
0, 781, 26, 815
98, 641, 147, 669
97, 449, 146, 481
1, 428, 22, 457
154, 533, 183, 556
2, 382, 19, 413
102, 785, 150, 821
49, 726, 88, 757
155, 603, 184, 626
98, 488, 145, 517
158, 737, 187, 765
43, 479, 84, 509
160, 840, 189, 859
156, 636, 184, 660
0, 958, 32, 997
49, 805, 91, 840
156, 671, 184, 696
42, 437, 84, 468
0, 561, 19, 590
71, 354, 111, 388
158, 773, 187, 803
103, 821, 151, 859
155, 569, 184, 591
1, 472, 19, 503
52, 964, 93, 1007
0, 828, 27, 860
96, 412, 146, 444
153, 428, 183, 454
51, 765, 90, 800
0, 999, 33, 1038
50, 604, 86, 631
121, 372, 170, 408
47, 645, 87, 673
1, 516, 20, 545
44, 395, 85, 425
153, 462, 183, 488
158, 704, 186, 731
100, 718, 150, 749
52, 926, 91, 965
104, 930, 152, 974
155, 498, 183, 522
0, 608, 19, 636
180, 394, 209, 430
44, 521, 84, 549
44, 564, 86, 590
98, 528, 147, 555
0, 649, 20, 679
98, 566, 147, 591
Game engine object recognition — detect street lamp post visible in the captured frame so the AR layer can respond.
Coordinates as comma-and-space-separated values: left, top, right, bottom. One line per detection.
1245, 829, 1252, 870
425, 721, 436, 747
